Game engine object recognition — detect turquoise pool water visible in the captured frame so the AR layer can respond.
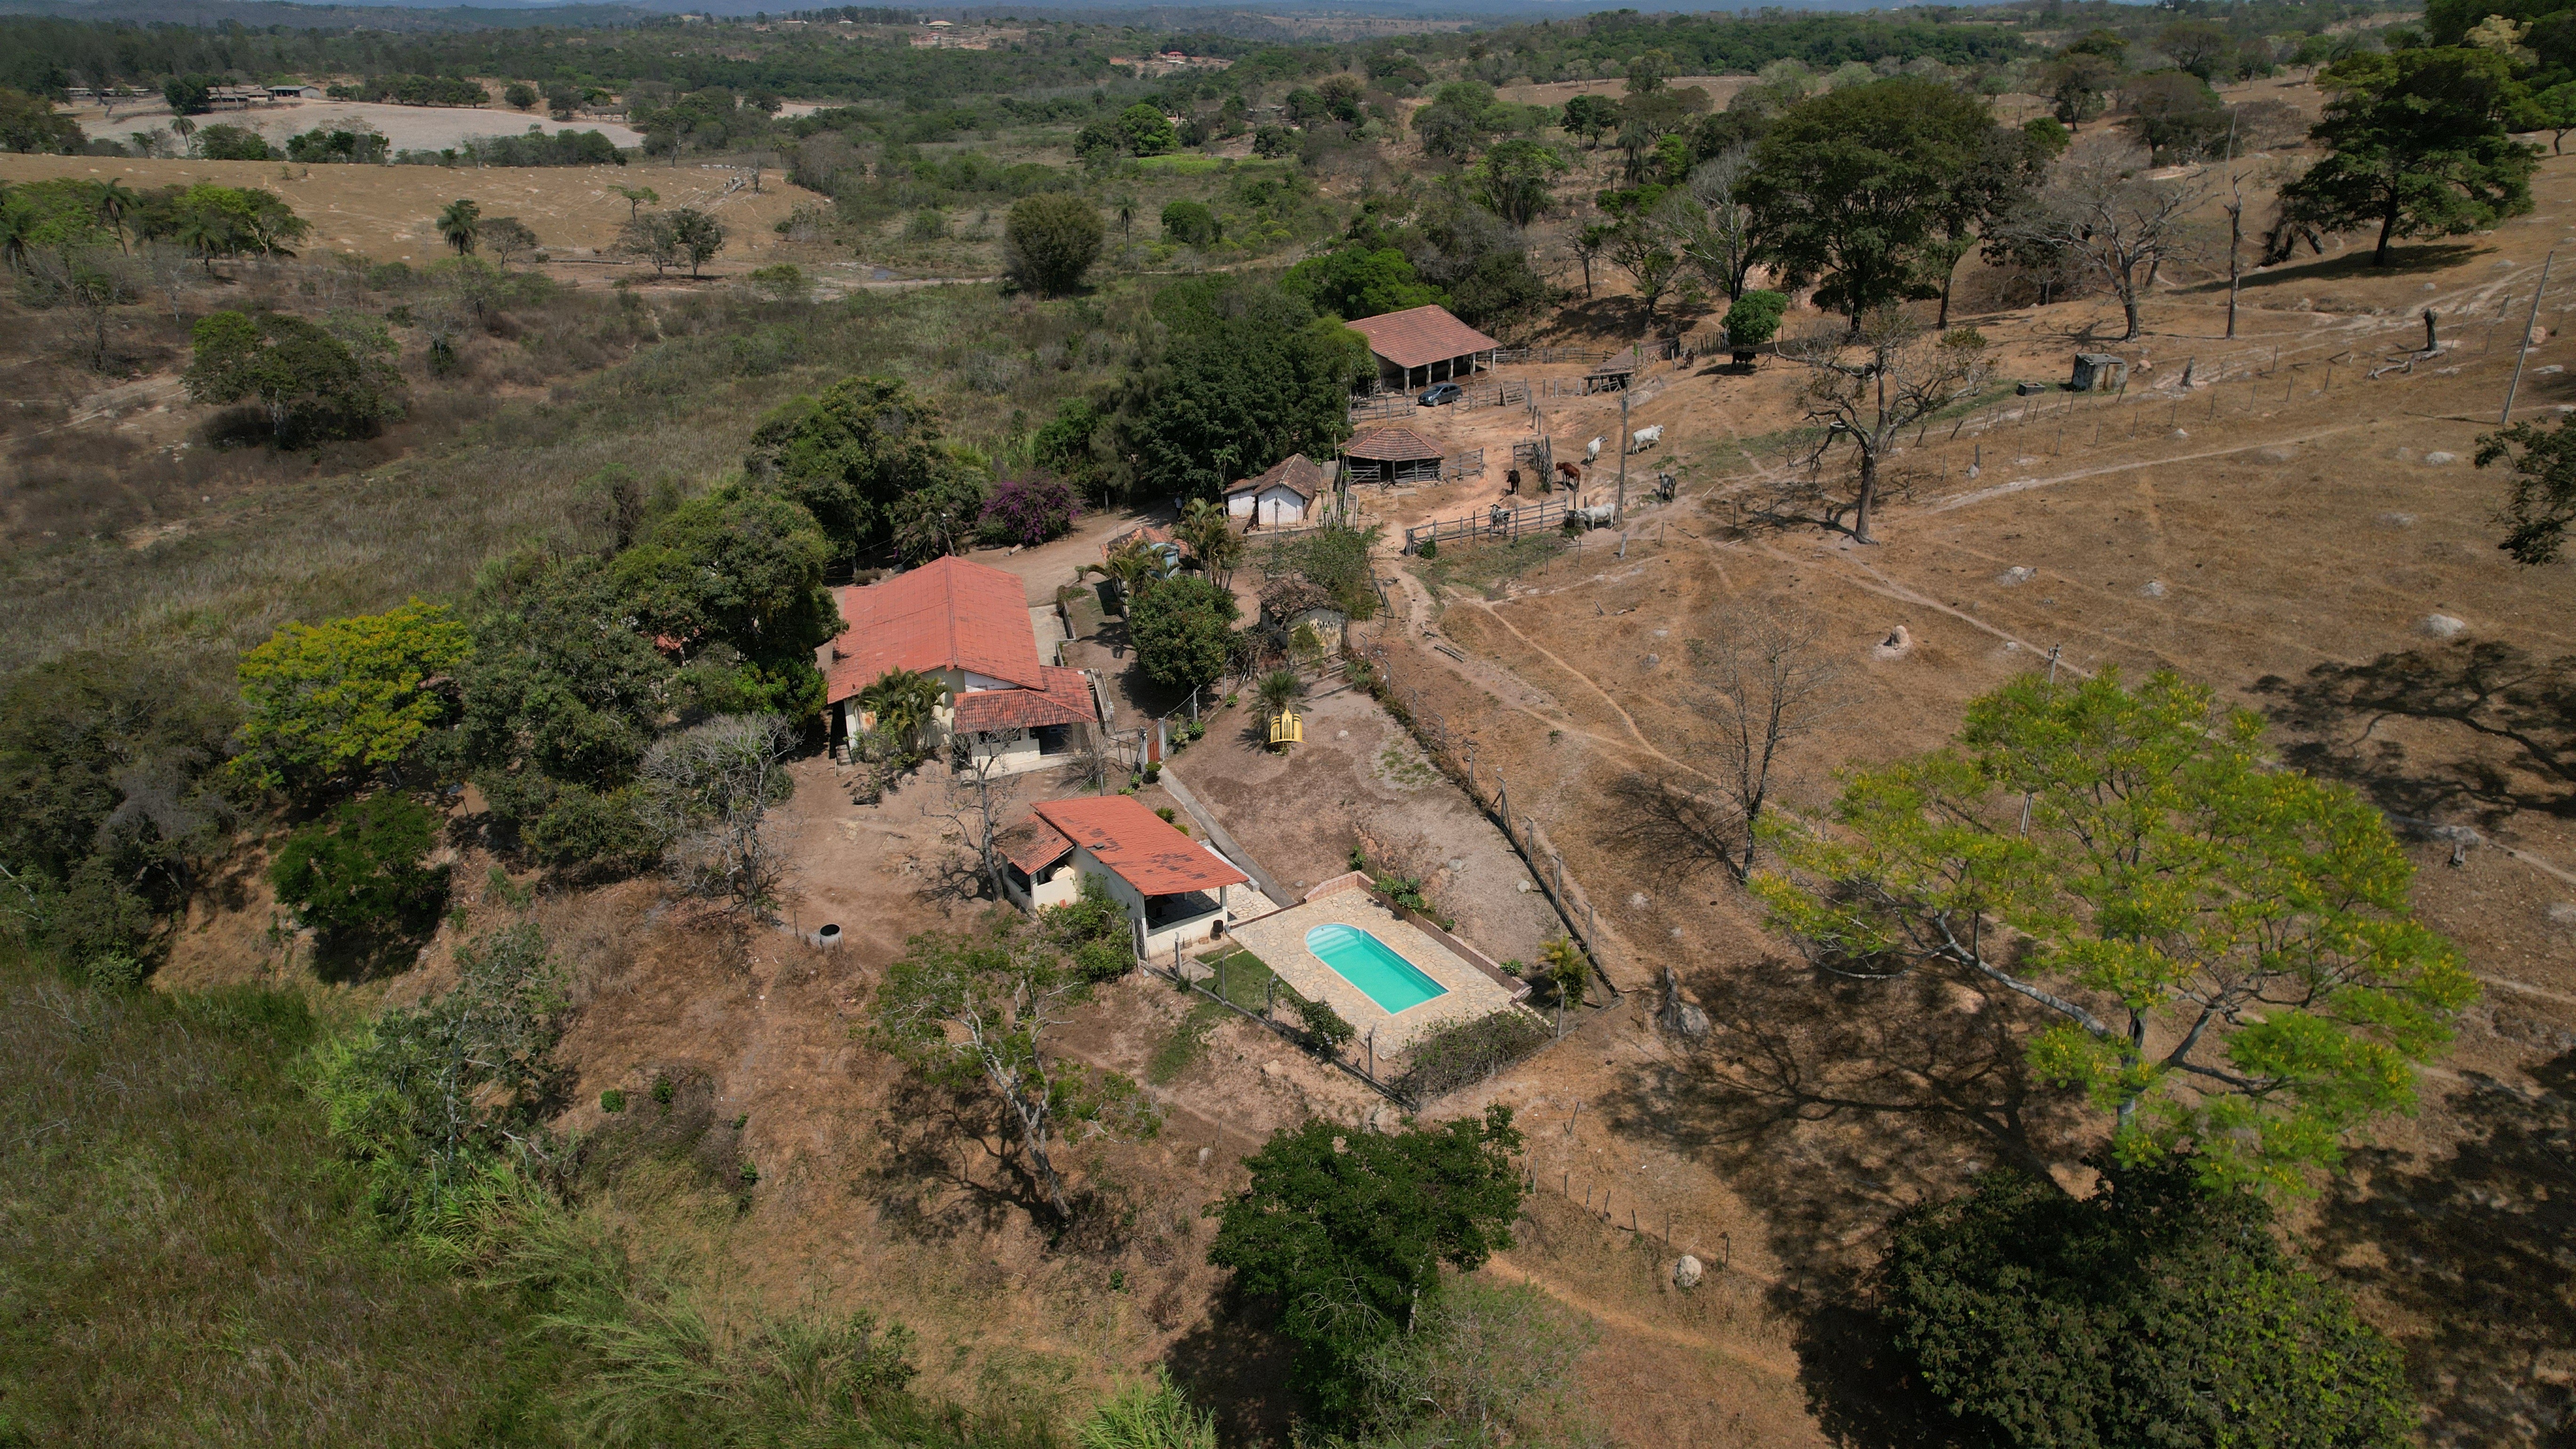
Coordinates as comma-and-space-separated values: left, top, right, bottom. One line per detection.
1304, 923, 1449, 1013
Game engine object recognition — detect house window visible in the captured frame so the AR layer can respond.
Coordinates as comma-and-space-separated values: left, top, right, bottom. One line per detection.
1035, 724, 1072, 756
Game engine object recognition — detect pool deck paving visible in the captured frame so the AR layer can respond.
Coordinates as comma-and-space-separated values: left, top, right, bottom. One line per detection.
1226, 887, 1526, 1054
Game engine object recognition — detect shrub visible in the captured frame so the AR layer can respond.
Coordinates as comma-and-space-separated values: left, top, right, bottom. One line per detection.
1393, 1010, 1549, 1099
268, 795, 450, 942
1161, 199, 1221, 247
526, 785, 661, 876
185, 310, 405, 447
977, 468, 1079, 547
600, 1088, 628, 1112
1129, 576, 1240, 692
1723, 289, 1787, 354
1295, 996, 1355, 1052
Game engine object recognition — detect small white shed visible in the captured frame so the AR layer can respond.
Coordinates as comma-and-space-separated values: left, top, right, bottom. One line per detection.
1224, 453, 1326, 529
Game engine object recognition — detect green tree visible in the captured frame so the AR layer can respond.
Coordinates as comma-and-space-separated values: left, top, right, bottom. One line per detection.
436, 197, 481, 256
2045, 51, 2123, 126
479, 216, 539, 269
503, 81, 539, 111
668, 205, 725, 277
1159, 199, 1220, 247
1206, 1106, 1524, 1417
1721, 288, 1787, 360
1120, 283, 1366, 500
872, 918, 1160, 1221
1879, 1152, 2414, 1449
1117, 102, 1178, 157
184, 309, 406, 445
309, 920, 564, 1224
1472, 137, 1566, 228
2476, 411, 2576, 564
1744, 77, 1994, 331
1129, 575, 1239, 692
745, 375, 949, 554
609, 485, 836, 713
2278, 47, 2537, 267
269, 795, 450, 943
455, 553, 672, 796
1280, 243, 1443, 321
2158, 19, 2236, 80
233, 600, 472, 795
1004, 192, 1103, 296
1561, 92, 1621, 148
1754, 669, 2478, 1197
610, 183, 658, 220
0, 87, 82, 154
1412, 80, 1509, 161
886, 466, 990, 566
133, 183, 309, 271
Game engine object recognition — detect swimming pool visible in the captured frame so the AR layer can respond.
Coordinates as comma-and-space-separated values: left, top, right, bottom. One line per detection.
1304, 923, 1449, 1013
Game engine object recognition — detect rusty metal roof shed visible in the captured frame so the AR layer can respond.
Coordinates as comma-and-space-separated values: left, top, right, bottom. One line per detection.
1344, 426, 1444, 463
1346, 305, 1500, 370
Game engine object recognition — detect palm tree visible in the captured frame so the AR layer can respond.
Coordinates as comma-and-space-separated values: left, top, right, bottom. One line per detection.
858, 668, 945, 757
436, 198, 482, 256
172, 207, 229, 274
1079, 537, 1167, 610
169, 117, 195, 157
89, 179, 138, 253
1175, 498, 1244, 592
1256, 668, 1304, 716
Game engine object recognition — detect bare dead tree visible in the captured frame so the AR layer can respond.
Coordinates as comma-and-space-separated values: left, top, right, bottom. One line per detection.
639, 713, 797, 917
930, 737, 1023, 902
1610, 605, 1842, 884
1768, 310, 1991, 544
2004, 137, 2205, 342
1667, 147, 1768, 302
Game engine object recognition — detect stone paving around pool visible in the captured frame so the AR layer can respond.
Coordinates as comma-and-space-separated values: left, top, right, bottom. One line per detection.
1225, 880, 1529, 1054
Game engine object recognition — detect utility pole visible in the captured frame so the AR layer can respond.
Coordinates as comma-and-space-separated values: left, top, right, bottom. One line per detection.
1614, 371, 1631, 524
2504, 249, 2556, 425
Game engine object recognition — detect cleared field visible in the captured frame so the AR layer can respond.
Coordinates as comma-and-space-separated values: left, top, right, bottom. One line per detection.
0, 152, 808, 266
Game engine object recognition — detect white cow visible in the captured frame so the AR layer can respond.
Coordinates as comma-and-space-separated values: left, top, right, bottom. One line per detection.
1629, 424, 1665, 453
1585, 435, 1603, 462
1572, 503, 1615, 529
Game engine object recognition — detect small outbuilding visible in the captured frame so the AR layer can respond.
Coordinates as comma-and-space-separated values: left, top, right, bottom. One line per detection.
1346, 304, 1499, 393
999, 795, 1254, 956
1224, 453, 1326, 529
2070, 353, 2129, 392
1343, 425, 1444, 485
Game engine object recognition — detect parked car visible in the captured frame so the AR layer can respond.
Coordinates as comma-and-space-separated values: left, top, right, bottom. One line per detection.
1418, 382, 1463, 406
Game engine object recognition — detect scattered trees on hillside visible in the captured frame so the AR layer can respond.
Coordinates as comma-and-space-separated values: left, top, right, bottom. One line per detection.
1005, 192, 1103, 295
618, 205, 725, 278
1765, 311, 1989, 543
2001, 137, 2203, 342
2277, 46, 2537, 266
1754, 668, 2478, 1198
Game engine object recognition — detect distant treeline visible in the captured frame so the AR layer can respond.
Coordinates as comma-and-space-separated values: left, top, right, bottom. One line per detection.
326, 74, 491, 107
403, 127, 626, 167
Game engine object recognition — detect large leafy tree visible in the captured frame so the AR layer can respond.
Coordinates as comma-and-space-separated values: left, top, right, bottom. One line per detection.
183, 309, 404, 444
233, 599, 472, 795
1880, 1151, 2414, 1449
1755, 669, 2477, 1197
2278, 47, 2536, 266
1128, 575, 1239, 693
745, 375, 949, 555
1744, 77, 1994, 331
268, 795, 450, 945
871, 918, 1159, 1221
1119, 284, 1366, 500
1280, 243, 1443, 321
608, 485, 837, 715
1207, 1106, 1524, 1418
455, 552, 674, 795
1471, 137, 1566, 228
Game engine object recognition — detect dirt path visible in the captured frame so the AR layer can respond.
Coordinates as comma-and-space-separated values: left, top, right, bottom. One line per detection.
1481, 1255, 1803, 1380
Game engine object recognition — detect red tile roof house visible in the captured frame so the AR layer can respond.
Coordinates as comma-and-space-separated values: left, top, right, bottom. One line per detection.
998, 795, 1254, 957
814, 555, 1100, 774
1345, 303, 1500, 393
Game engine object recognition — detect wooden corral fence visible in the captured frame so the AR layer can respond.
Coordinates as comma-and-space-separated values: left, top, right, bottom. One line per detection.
1402, 496, 1576, 553
1448, 379, 1530, 412
1439, 447, 1485, 482
1348, 393, 1415, 424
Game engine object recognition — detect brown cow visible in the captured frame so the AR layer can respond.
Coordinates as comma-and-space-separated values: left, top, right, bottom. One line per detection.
1556, 460, 1584, 484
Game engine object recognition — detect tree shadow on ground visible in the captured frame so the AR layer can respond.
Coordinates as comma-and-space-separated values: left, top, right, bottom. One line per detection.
1163, 1284, 1299, 1447
1600, 957, 2089, 1447
2221, 243, 2486, 288
857, 1074, 1050, 1243
2311, 1049, 2576, 1448
2252, 640, 2576, 830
